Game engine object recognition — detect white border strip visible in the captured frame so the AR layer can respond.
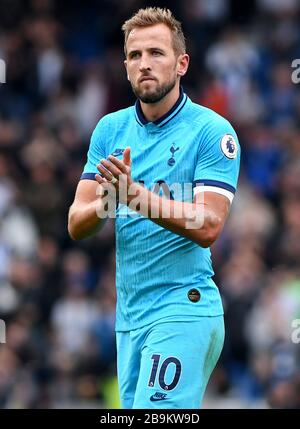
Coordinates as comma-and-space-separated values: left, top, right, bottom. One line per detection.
194, 185, 234, 203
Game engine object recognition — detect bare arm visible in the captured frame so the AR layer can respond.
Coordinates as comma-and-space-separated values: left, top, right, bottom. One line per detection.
68, 179, 107, 241
127, 185, 230, 247
96, 148, 231, 248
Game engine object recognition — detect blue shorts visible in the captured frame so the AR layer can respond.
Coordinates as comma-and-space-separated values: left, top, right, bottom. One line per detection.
116, 316, 225, 409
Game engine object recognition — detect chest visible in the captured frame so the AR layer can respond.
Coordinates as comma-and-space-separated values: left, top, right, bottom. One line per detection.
108, 123, 200, 187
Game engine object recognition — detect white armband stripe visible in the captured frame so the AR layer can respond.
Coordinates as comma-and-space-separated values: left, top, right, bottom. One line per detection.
193, 186, 234, 203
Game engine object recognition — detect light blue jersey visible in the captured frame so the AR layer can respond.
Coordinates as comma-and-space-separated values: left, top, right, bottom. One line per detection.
81, 88, 240, 332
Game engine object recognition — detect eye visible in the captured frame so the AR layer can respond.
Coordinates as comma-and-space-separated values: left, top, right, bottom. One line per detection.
130, 52, 140, 59
152, 50, 162, 56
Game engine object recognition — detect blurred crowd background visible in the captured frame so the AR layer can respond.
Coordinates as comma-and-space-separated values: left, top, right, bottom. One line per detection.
0, 0, 300, 409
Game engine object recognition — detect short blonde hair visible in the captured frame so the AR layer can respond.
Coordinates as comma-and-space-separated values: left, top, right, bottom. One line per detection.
122, 7, 186, 57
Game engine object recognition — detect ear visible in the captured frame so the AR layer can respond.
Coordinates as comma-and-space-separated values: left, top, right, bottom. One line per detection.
177, 53, 189, 77
124, 60, 130, 81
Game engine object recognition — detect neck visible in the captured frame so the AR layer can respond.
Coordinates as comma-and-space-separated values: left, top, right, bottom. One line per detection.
140, 84, 180, 122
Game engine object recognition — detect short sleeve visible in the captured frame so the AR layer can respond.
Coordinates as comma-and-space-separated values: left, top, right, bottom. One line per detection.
80, 117, 108, 180
193, 115, 241, 203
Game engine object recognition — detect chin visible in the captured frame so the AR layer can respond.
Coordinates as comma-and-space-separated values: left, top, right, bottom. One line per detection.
141, 88, 156, 98
136, 88, 158, 103
139, 82, 157, 94
139, 93, 162, 104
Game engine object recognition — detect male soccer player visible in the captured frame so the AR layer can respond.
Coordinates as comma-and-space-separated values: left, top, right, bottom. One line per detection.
68, 8, 240, 408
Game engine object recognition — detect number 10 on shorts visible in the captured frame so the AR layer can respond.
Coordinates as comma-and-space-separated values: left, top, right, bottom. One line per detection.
148, 354, 182, 391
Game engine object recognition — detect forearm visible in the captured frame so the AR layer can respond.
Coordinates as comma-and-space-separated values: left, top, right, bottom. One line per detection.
127, 184, 223, 247
68, 199, 106, 240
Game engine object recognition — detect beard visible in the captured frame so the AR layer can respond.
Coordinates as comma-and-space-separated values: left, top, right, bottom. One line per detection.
131, 77, 177, 104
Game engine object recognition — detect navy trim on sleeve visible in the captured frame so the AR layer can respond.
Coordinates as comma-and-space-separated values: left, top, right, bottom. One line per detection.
80, 173, 97, 180
193, 179, 236, 194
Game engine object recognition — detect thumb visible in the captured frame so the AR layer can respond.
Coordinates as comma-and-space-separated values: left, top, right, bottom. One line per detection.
123, 147, 131, 167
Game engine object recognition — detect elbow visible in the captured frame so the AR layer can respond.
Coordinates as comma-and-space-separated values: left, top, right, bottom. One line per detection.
68, 221, 80, 241
200, 237, 215, 248
196, 228, 220, 248
68, 226, 79, 241
68, 210, 82, 241
68, 223, 86, 241
196, 214, 224, 248
199, 236, 215, 248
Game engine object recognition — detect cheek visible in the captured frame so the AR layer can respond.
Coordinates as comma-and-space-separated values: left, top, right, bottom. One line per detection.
160, 58, 177, 72
127, 68, 138, 82
161, 62, 177, 79
127, 62, 138, 74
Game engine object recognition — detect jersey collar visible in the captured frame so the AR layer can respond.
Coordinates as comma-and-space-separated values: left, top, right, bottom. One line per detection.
135, 86, 188, 128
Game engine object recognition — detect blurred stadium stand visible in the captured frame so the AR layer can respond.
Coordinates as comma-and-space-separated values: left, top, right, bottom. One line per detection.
0, 0, 300, 408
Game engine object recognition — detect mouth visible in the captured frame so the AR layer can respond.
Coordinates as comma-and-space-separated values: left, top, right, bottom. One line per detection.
139, 76, 156, 83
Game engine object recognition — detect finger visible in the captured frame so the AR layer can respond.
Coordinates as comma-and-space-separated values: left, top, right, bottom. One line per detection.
97, 164, 115, 181
107, 155, 128, 174
123, 147, 131, 167
100, 159, 123, 177
95, 173, 107, 184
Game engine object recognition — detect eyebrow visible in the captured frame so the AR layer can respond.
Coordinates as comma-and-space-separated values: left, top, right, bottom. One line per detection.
127, 47, 165, 56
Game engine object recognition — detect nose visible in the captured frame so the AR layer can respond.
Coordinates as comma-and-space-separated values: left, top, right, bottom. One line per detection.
139, 53, 151, 72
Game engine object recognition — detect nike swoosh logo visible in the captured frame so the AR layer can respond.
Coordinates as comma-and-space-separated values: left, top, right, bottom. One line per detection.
111, 149, 124, 157
150, 396, 166, 402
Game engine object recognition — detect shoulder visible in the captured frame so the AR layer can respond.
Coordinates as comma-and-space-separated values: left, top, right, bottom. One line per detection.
187, 100, 235, 133
94, 106, 135, 131
187, 100, 240, 158
90, 106, 134, 144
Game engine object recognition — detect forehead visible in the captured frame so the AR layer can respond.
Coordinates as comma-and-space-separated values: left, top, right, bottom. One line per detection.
126, 23, 173, 51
